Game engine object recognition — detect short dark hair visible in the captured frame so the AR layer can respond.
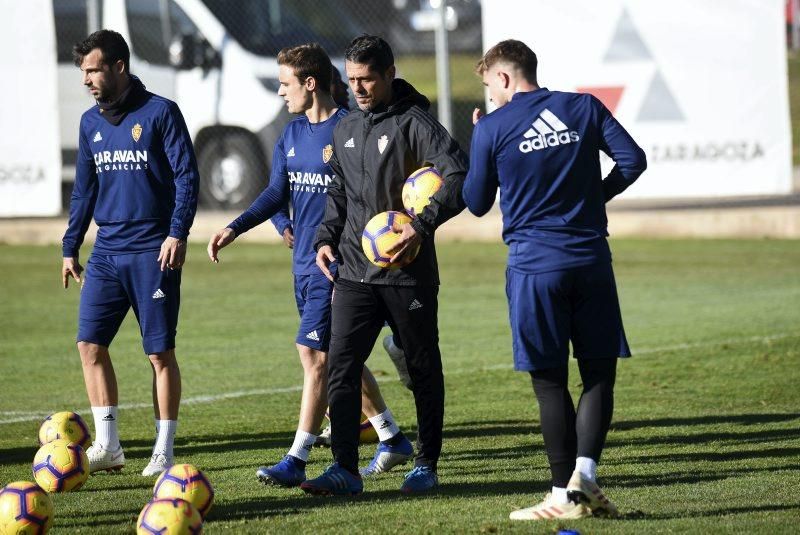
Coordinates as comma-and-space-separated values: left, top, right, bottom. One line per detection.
476, 39, 538, 83
73, 29, 130, 72
277, 43, 333, 92
344, 35, 394, 74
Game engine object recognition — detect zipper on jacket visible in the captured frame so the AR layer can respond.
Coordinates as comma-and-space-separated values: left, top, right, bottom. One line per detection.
360, 114, 374, 282
360, 114, 373, 203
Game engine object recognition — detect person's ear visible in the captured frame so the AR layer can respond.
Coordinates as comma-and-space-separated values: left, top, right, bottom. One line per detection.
305, 76, 316, 91
498, 70, 510, 89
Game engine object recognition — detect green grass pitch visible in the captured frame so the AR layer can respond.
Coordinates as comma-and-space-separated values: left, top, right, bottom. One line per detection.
0, 239, 798, 533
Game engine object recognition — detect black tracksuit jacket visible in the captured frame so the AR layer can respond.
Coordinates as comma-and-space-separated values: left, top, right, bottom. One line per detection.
314, 78, 468, 286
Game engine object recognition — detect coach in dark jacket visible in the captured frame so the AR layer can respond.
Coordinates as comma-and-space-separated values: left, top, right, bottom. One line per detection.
315, 74, 465, 285
306, 35, 467, 495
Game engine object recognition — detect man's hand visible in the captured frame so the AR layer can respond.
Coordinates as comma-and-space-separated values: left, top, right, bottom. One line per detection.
282, 227, 295, 249
472, 107, 484, 125
62, 257, 83, 289
158, 236, 187, 271
387, 222, 422, 264
316, 245, 336, 282
207, 228, 236, 263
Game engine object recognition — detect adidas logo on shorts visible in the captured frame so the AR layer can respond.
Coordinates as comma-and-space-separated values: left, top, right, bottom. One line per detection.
408, 299, 423, 311
152, 289, 166, 299
519, 109, 580, 153
306, 330, 320, 341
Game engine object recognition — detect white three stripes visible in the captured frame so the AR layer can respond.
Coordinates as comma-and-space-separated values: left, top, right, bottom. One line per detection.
525, 108, 569, 138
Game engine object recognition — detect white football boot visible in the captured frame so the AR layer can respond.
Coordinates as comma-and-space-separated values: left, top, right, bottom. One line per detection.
509, 493, 592, 521
86, 443, 125, 473
566, 470, 619, 518
142, 452, 173, 476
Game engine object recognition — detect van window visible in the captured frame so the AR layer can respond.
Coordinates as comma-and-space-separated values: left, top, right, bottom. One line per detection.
127, 0, 203, 65
201, 0, 363, 56
168, 0, 201, 41
54, 0, 88, 63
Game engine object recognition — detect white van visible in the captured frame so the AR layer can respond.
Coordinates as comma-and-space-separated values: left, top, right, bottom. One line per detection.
55, 0, 362, 208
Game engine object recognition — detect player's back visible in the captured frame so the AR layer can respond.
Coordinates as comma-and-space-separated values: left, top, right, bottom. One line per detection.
475, 88, 638, 273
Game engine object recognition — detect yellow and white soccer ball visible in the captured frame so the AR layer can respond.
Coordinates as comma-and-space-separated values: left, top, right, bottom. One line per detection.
137, 498, 202, 535
402, 166, 443, 217
38, 411, 91, 449
361, 211, 420, 269
32, 439, 89, 493
323, 411, 378, 444
358, 417, 379, 444
153, 464, 214, 519
0, 481, 54, 535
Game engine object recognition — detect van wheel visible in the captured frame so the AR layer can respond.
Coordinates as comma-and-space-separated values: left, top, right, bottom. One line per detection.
198, 132, 265, 209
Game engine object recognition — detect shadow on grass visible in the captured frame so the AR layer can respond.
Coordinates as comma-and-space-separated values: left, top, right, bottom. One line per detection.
111, 429, 294, 457
442, 419, 537, 440
206, 479, 551, 523
59, 516, 136, 530
56, 508, 137, 530
81, 480, 152, 493
606, 426, 800, 449
624, 447, 800, 465
445, 443, 538, 462
610, 463, 800, 489
618, 502, 800, 521
611, 412, 799, 431
0, 445, 37, 465
0, 430, 293, 468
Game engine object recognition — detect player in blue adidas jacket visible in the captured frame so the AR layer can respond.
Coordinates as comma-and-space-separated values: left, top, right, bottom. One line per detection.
61, 30, 198, 477
207, 44, 412, 488
462, 40, 647, 521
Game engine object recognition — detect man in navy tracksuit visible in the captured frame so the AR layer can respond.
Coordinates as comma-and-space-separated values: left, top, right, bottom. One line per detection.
463, 40, 646, 520
62, 30, 198, 477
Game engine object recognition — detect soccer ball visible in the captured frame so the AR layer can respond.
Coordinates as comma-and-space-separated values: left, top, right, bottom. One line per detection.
361, 211, 420, 269
137, 498, 202, 535
320, 412, 378, 446
38, 411, 91, 449
358, 417, 379, 444
32, 439, 89, 493
153, 464, 214, 519
0, 481, 54, 534
402, 166, 443, 217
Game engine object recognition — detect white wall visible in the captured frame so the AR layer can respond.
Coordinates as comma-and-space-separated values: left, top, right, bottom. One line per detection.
0, 0, 61, 216
482, 0, 792, 199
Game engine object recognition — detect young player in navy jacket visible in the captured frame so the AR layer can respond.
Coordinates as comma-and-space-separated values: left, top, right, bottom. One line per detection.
62, 30, 198, 477
463, 40, 646, 520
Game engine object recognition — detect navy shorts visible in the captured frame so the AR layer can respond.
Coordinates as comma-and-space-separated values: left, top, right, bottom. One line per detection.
78, 251, 180, 355
506, 262, 630, 371
294, 272, 334, 351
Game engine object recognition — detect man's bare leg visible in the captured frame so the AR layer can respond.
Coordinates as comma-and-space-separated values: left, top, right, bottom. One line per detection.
78, 341, 124, 472
143, 349, 181, 476
257, 344, 327, 487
